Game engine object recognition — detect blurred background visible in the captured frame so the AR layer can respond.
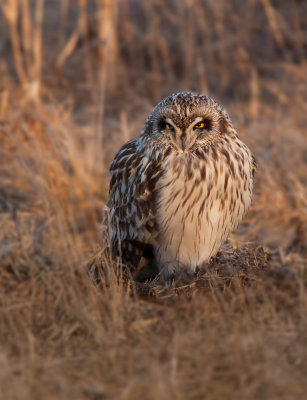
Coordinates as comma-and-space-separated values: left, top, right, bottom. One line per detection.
0, 0, 307, 276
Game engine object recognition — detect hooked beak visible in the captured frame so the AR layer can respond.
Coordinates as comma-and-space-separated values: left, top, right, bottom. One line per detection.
180, 131, 187, 151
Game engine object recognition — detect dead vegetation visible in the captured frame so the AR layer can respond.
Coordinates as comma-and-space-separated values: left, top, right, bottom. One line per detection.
0, 0, 307, 399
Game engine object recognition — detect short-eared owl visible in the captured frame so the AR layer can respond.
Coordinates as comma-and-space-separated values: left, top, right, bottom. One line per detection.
107, 92, 255, 279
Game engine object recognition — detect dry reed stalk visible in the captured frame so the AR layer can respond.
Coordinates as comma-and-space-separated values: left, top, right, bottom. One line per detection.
96, 0, 118, 89
1, 0, 28, 85
266, 83, 290, 105
93, 0, 118, 171
249, 67, 260, 119
20, 0, 32, 70
261, 0, 285, 48
56, 27, 81, 69
78, 0, 94, 87
1, 0, 44, 99
32, 0, 44, 84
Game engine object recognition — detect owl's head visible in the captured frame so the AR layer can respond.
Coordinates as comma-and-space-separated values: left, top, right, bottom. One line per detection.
142, 92, 236, 152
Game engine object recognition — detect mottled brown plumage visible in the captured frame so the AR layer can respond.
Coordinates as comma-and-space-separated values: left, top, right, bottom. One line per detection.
107, 92, 256, 279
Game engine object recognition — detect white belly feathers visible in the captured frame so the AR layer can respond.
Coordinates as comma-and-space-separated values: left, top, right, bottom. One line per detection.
155, 148, 252, 277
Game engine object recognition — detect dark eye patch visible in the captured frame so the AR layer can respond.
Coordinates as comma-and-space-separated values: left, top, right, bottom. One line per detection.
158, 119, 174, 131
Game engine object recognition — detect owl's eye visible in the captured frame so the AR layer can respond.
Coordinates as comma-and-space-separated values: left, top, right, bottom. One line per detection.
165, 123, 173, 130
194, 122, 205, 129
193, 119, 211, 130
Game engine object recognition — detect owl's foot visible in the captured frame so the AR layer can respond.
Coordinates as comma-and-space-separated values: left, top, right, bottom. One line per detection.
159, 262, 199, 283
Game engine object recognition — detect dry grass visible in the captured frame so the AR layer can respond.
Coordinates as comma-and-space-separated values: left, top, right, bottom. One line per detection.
0, 0, 307, 399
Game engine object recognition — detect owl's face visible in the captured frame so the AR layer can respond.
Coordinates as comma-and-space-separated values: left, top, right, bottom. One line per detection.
142, 92, 235, 152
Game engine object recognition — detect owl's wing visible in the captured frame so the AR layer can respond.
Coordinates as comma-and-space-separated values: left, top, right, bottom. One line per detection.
107, 139, 163, 259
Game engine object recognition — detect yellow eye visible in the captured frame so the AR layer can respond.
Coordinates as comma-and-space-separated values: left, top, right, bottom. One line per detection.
194, 122, 205, 129
165, 123, 172, 130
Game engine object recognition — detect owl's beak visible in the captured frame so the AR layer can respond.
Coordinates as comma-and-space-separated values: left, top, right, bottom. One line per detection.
180, 131, 187, 150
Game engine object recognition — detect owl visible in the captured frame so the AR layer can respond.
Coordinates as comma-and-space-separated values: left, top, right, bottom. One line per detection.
107, 92, 256, 280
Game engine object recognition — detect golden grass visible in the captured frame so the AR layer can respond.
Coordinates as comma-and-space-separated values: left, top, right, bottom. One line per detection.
0, 0, 307, 398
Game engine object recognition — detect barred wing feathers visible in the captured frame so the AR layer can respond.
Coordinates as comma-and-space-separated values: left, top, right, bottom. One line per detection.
107, 139, 163, 260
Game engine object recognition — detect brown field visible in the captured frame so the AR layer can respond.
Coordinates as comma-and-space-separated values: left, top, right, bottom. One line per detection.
1, 1, 307, 399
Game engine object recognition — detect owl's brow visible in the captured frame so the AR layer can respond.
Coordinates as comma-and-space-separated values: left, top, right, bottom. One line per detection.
187, 116, 204, 129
